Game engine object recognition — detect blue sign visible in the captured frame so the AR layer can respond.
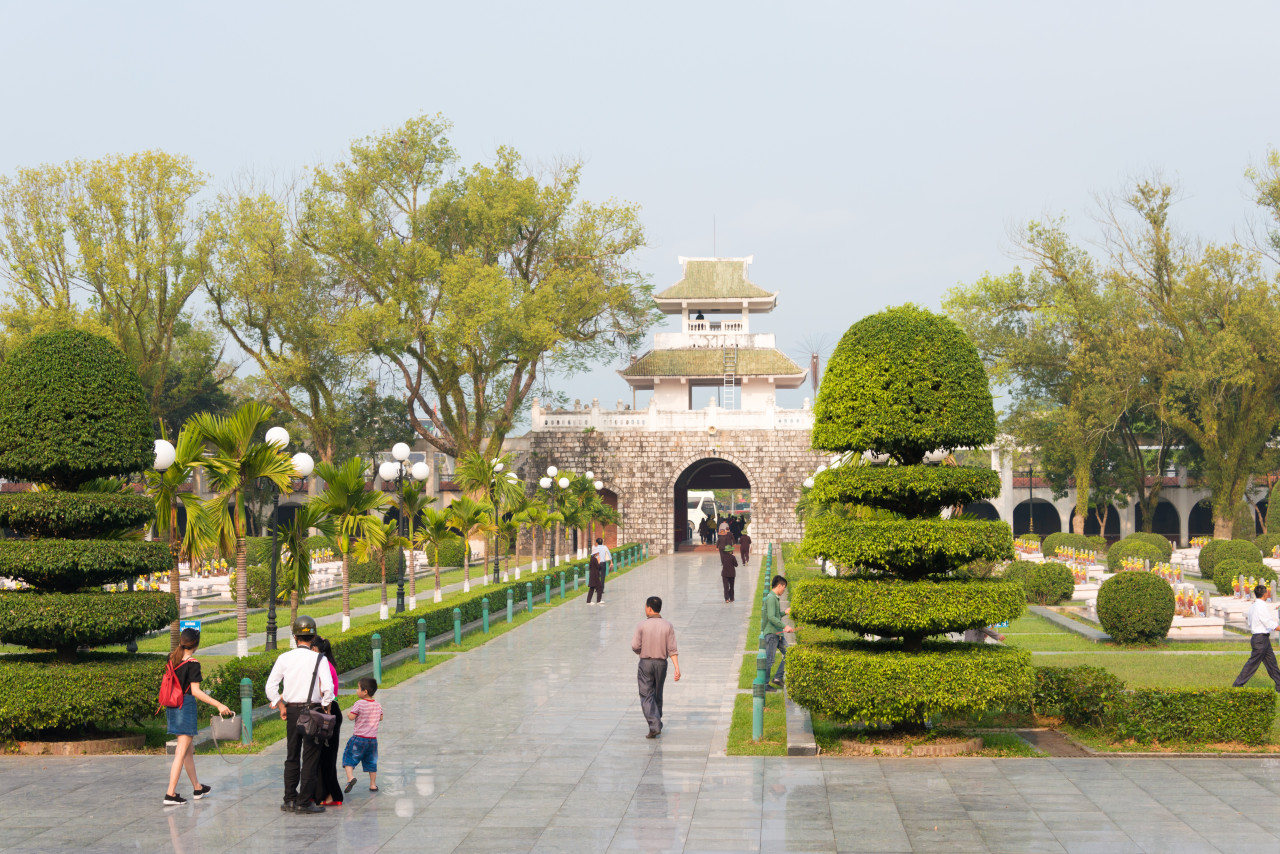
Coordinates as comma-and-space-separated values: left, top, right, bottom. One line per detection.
992, 622, 1009, 628
180, 620, 202, 633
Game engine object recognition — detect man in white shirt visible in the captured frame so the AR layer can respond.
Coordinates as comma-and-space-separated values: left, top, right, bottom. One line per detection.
1232, 584, 1280, 692
593, 538, 613, 576
265, 615, 335, 813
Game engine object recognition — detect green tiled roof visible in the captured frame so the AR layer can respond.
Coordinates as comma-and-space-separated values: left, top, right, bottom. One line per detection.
655, 259, 774, 300
622, 348, 804, 378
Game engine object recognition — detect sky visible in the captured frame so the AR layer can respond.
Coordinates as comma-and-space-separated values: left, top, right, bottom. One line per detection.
3, 0, 1279, 416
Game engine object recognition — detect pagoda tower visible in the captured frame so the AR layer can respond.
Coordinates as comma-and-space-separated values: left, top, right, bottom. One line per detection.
620, 257, 807, 410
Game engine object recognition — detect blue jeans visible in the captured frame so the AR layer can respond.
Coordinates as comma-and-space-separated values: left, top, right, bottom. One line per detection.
342, 735, 378, 772
764, 633, 786, 683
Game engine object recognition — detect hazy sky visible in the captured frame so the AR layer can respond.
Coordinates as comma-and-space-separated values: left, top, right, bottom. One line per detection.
3, 0, 1278, 415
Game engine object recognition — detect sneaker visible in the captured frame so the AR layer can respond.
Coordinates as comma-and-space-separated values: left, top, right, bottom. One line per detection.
771, 679, 784, 688
597, 602, 605, 606
163, 792, 187, 806
192, 784, 212, 800
646, 730, 659, 739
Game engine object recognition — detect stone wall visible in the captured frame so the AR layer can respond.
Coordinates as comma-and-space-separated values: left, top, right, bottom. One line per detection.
516, 429, 826, 554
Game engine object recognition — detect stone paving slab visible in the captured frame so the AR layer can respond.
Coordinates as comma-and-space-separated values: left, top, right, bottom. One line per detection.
4, 554, 1280, 853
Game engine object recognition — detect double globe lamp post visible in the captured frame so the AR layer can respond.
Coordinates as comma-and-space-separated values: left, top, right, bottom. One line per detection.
539, 466, 604, 563
378, 442, 430, 614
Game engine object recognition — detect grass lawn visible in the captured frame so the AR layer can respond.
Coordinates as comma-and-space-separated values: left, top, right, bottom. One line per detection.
725, 691, 787, 756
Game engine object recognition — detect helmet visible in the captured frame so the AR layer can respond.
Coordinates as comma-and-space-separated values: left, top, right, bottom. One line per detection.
292, 615, 317, 638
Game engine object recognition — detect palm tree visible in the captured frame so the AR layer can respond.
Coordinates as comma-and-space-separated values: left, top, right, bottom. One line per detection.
453, 451, 524, 585
532, 505, 564, 572
195, 402, 296, 657
446, 495, 496, 593
355, 516, 405, 620
414, 506, 458, 603
312, 457, 390, 631
501, 492, 538, 580
145, 422, 217, 650
400, 481, 435, 610
279, 502, 336, 631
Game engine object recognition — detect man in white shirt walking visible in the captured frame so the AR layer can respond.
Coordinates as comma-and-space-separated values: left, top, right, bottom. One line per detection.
593, 538, 612, 577
1232, 584, 1280, 692
265, 615, 336, 813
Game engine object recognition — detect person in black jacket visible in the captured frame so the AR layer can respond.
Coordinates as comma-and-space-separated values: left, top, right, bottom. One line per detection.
312, 637, 344, 806
587, 554, 605, 605
717, 523, 737, 603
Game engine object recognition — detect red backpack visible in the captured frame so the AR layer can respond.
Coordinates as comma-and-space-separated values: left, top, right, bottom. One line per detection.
158, 659, 193, 709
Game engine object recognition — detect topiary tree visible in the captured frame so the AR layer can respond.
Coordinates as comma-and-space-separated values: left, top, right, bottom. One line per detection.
1004, 560, 1074, 605
1086, 535, 1109, 553
1213, 559, 1276, 596
1106, 540, 1166, 573
1042, 532, 1090, 558
1095, 571, 1175, 644
1120, 532, 1173, 562
790, 305, 1029, 731
1267, 482, 1280, 536
1235, 501, 1260, 540
1199, 538, 1262, 579
0, 331, 175, 738
1254, 532, 1280, 559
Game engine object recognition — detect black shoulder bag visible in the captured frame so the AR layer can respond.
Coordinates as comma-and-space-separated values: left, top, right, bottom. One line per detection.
297, 652, 337, 744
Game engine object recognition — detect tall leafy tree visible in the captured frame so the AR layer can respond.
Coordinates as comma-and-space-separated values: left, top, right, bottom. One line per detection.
354, 515, 404, 620
312, 457, 390, 630
453, 450, 524, 584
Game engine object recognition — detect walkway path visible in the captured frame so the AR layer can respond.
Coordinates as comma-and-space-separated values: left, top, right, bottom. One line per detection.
3, 554, 1280, 853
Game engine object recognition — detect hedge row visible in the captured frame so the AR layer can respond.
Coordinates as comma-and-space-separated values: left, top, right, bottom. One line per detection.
0, 652, 167, 738
0, 590, 177, 651
809, 465, 1001, 518
1003, 560, 1074, 606
1105, 540, 1166, 573
0, 539, 173, 591
1033, 665, 1276, 744
802, 515, 1014, 579
1199, 538, 1262, 578
1253, 532, 1280, 558
786, 640, 1032, 726
1213, 560, 1277, 597
1122, 532, 1173, 562
789, 577, 1024, 638
0, 492, 155, 539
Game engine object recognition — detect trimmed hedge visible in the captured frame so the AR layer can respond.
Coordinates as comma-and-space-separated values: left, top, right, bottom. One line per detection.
0, 330, 153, 488
1253, 532, 1280, 558
812, 305, 996, 462
0, 492, 154, 539
0, 652, 167, 737
0, 539, 172, 591
786, 640, 1032, 725
1109, 687, 1276, 745
0, 590, 176, 651
1120, 532, 1173, 562
1199, 538, 1262, 578
789, 577, 1024, 638
1096, 571, 1175, 644
1086, 536, 1109, 553
1105, 540, 1166, 573
802, 515, 1014, 580
203, 648, 287, 710
1213, 560, 1277, 597
1042, 532, 1090, 557
809, 465, 1001, 518
1003, 560, 1074, 606
1032, 665, 1124, 727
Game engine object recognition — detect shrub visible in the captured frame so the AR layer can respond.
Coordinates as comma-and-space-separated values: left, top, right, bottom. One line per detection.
1003, 560, 1074, 605
1268, 482, 1280, 538
1031, 665, 1125, 727
0, 591, 176, 651
0, 539, 172, 591
1120, 532, 1173, 562
0, 492, 154, 539
802, 515, 1013, 581
1108, 688, 1275, 745
1253, 532, 1280, 558
1095, 571, 1175, 644
1105, 540, 1166, 573
203, 648, 287, 710
0, 330, 152, 489
810, 465, 1001, 518
1213, 560, 1277, 596
1042, 532, 1090, 558
1199, 538, 1262, 578
788, 577, 1025, 637
1086, 536, 1109, 553
0, 652, 167, 737
1235, 501, 1260, 539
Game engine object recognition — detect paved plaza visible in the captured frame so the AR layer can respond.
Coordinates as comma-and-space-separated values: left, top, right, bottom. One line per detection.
3, 555, 1280, 853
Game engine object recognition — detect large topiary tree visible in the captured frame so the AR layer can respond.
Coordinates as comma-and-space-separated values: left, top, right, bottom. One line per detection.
0, 331, 174, 737
788, 305, 1030, 730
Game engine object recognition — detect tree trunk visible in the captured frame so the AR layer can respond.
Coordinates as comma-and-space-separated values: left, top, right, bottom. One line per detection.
235, 536, 249, 657
1072, 462, 1090, 543
463, 543, 471, 592
290, 589, 299, 636
341, 550, 351, 631
408, 541, 418, 609
433, 545, 442, 603
380, 552, 389, 618
1214, 516, 1234, 539
553, 522, 560, 566
169, 522, 181, 652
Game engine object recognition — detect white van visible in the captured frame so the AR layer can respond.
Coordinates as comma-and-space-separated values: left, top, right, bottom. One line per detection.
686, 490, 717, 539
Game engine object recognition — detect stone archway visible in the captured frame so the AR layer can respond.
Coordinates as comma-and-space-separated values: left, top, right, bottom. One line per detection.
1013, 499, 1062, 537
670, 454, 754, 551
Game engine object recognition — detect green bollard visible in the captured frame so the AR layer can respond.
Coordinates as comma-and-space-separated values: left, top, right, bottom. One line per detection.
372, 632, 382, 684
545, 575, 552, 604
507, 587, 514, 623
758, 630, 766, 650
752, 650, 768, 740
453, 608, 462, 646
417, 618, 427, 663
526, 582, 533, 613
559, 571, 565, 599
482, 597, 490, 633
239, 678, 253, 745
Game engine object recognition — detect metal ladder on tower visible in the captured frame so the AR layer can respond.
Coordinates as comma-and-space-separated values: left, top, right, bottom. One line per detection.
722, 345, 738, 410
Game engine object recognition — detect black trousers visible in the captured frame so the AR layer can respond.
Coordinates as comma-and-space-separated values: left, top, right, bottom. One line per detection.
316, 705, 344, 804
637, 657, 668, 732
284, 704, 323, 804
722, 575, 735, 602
1233, 633, 1280, 689
587, 584, 603, 603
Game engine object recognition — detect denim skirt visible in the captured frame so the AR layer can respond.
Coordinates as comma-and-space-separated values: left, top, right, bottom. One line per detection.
167, 693, 198, 736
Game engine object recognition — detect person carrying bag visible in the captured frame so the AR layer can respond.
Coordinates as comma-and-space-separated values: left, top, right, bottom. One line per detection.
264, 616, 335, 814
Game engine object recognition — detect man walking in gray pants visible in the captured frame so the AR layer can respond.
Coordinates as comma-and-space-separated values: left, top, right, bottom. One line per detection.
631, 595, 681, 738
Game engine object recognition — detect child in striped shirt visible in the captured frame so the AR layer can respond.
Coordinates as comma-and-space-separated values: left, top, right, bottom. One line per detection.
342, 678, 383, 792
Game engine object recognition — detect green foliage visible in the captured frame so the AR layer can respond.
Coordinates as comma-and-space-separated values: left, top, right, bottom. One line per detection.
0, 652, 167, 737
1095, 571, 1175, 644
1041, 532, 1091, 557
1108, 687, 1275, 745
1198, 538, 1263, 578
1253, 532, 1280, 558
1105, 540, 1166, 573
786, 641, 1032, 725
1234, 501, 1260, 539
812, 306, 996, 462
789, 578, 1024, 639
1031, 665, 1124, 728
0, 591, 176, 650
1086, 535, 1109, 553
1120, 531, 1173, 562
0, 540, 171, 591
0, 492, 154, 539
802, 516, 1013, 580
1002, 560, 1075, 605
0, 330, 153, 488
809, 465, 1000, 518
1212, 560, 1277, 596
1268, 482, 1280, 537
202, 649, 287, 710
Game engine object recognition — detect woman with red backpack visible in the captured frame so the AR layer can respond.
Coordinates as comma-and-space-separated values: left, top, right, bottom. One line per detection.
162, 628, 231, 806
